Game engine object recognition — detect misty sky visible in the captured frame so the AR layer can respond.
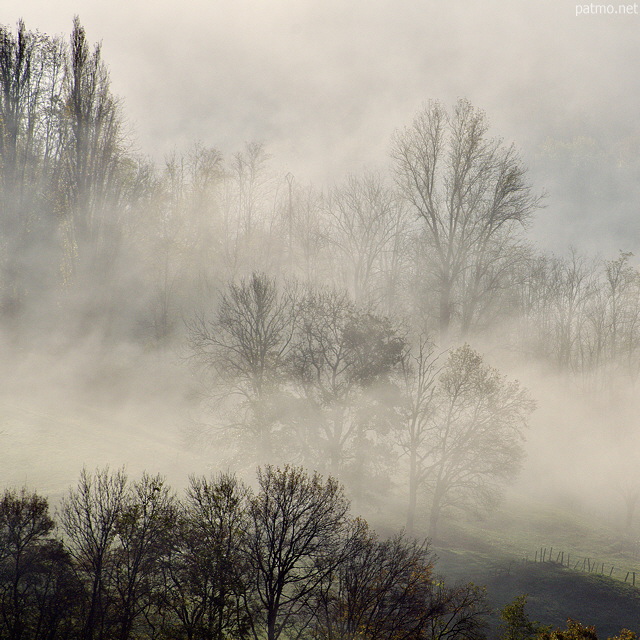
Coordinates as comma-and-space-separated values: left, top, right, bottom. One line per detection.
4, 0, 639, 253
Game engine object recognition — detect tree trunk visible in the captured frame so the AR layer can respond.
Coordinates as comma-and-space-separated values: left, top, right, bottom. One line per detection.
428, 501, 441, 542
406, 448, 418, 535
328, 409, 344, 477
267, 608, 278, 640
428, 483, 445, 542
439, 277, 453, 342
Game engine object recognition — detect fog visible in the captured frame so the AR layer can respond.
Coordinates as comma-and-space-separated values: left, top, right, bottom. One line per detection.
5, 0, 640, 253
2, 0, 640, 559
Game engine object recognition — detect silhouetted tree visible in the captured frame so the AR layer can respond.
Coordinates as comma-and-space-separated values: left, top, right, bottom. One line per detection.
426, 580, 489, 640
0, 21, 65, 316
60, 467, 128, 640
312, 518, 488, 640
290, 287, 405, 496
392, 99, 541, 340
59, 16, 126, 276
396, 336, 441, 534
244, 465, 350, 640
322, 172, 407, 305
154, 473, 249, 640
0, 488, 52, 639
312, 520, 439, 640
112, 473, 176, 640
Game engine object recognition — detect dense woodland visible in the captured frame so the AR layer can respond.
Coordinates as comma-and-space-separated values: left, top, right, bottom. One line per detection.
1, 17, 640, 638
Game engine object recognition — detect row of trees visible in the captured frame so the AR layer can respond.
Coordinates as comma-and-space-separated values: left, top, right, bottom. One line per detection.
3, 19, 640, 392
512, 250, 640, 387
0, 467, 488, 640
187, 273, 535, 537
145, 101, 543, 347
141, 111, 640, 392
0, 18, 141, 317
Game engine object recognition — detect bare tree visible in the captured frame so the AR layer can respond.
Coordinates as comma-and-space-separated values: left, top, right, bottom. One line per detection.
140, 144, 225, 344
546, 250, 598, 375
426, 580, 489, 640
311, 519, 488, 640
0, 488, 60, 640
111, 473, 176, 640
515, 249, 599, 380
154, 473, 249, 640
243, 465, 350, 640
59, 467, 129, 640
311, 520, 439, 640
392, 99, 541, 340
0, 20, 37, 216
396, 336, 441, 535
423, 345, 534, 539
231, 142, 270, 238
322, 172, 408, 305
58, 17, 126, 279
218, 141, 282, 276
586, 251, 640, 385
187, 272, 298, 460
0, 21, 65, 316
288, 182, 325, 284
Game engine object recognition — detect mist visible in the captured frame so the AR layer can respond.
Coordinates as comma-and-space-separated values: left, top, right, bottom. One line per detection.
1, 2, 640, 635
4, 0, 639, 249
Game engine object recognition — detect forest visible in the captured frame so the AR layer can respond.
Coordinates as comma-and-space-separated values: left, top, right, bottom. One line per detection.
1, 16, 640, 638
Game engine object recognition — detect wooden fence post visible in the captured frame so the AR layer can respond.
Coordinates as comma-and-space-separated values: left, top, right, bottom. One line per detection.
527, 549, 638, 589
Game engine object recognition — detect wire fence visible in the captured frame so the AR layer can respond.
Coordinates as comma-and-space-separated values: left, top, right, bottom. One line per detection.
524, 545, 640, 587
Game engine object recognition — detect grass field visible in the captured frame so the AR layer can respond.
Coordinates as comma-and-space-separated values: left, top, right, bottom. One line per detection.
430, 495, 640, 637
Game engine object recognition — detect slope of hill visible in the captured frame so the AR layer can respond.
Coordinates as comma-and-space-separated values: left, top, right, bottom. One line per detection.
431, 497, 640, 637
3, 366, 640, 638
0, 393, 210, 500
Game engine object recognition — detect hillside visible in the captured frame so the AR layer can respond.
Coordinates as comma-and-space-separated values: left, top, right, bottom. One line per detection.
431, 498, 640, 637
3, 386, 640, 637
0, 398, 196, 496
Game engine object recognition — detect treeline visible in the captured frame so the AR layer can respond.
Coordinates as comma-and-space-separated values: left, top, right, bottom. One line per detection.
0, 18, 141, 325
2, 18, 640, 390
0, 466, 488, 640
